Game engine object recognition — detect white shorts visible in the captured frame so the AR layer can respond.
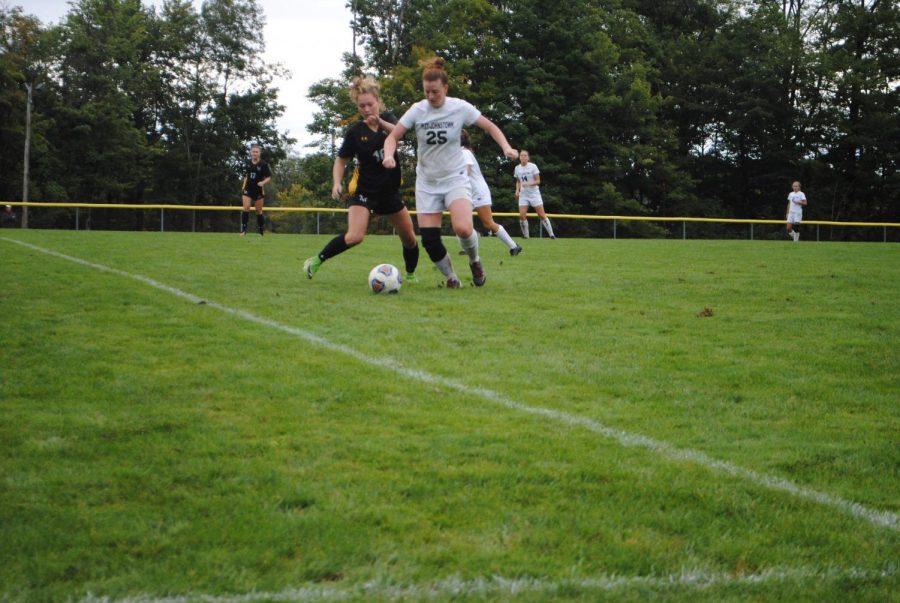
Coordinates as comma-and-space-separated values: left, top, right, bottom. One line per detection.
471, 188, 492, 209
416, 173, 471, 214
518, 191, 544, 208
787, 211, 803, 224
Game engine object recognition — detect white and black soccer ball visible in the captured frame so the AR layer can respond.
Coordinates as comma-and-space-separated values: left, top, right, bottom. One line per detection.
368, 263, 402, 294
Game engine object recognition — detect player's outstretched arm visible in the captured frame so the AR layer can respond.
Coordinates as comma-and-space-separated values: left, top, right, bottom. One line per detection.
475, 116, 517, 160
382, 123, 408, 169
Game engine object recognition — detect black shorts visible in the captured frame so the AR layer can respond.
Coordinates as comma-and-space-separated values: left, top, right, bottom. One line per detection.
243, 189, 265, 201
348, 190, 404, 215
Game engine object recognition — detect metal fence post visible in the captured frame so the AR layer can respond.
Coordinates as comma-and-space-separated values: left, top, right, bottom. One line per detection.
160, 208, 165, 232
817, 224, 820, 242
613, 219, 617, 240
750, 223, 754, 240
75, 207, 79, 231
683, 221, 686, 240
316, 211, 320, 235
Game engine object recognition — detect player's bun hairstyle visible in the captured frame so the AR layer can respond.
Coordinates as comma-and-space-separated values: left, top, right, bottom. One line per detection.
349, 75, 384, 110
422, 57, 449, 84
460, 129, 471, 149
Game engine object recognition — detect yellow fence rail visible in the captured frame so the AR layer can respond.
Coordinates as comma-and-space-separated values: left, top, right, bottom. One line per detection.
3, 201, 899, 241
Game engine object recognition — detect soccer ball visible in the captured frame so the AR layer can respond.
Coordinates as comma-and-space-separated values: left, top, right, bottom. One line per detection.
368, 263, 402, 294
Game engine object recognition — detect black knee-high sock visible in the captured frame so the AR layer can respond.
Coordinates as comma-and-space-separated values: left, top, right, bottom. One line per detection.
403, 244, 420, 274
241, 211, 250, 230
318, 234, 351, 261
256, 213, 264, 228
420, 227, 447, 262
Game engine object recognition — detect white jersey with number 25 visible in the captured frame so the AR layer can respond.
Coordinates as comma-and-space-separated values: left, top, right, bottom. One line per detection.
399, 97, 481, 183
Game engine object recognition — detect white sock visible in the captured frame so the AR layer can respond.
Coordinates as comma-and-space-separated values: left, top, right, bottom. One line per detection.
495, 225, 516, 250
434, 253, 455, 278
541, 218, 555, 237
458, 231, 480, 263
520, 220, 529, 238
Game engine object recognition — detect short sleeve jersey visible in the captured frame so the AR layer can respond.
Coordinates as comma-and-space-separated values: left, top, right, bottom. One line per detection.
398, 97, 481, 182
462, 148, 490, 201
338, 112, 401, 195
243, 160, 271, 194
788, 191, 806, 211
515, 162, 541, 198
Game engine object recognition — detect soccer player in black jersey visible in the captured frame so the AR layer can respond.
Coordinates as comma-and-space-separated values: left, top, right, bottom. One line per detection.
304, 76, 420, 281
241, 144, 271, 236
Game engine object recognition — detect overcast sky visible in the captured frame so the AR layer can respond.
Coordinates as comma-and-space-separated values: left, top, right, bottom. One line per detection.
16, 0, 354, 155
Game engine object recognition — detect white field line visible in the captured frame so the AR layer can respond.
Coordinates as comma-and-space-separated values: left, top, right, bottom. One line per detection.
3, 237, 898, 535
77, 566, 897, 603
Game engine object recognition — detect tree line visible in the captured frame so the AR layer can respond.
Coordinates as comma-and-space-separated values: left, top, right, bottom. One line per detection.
1, 0, 897, 236
304, 0, 898, 238
1, 0, 290, 231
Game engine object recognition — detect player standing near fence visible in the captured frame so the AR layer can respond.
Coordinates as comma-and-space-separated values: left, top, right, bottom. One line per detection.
786, 181, 807, 242
240, 144, 271, 236
461, 129, 522, 256
514, 150, 555, 239
304, 76, 420, 281
382, 57, 518, 288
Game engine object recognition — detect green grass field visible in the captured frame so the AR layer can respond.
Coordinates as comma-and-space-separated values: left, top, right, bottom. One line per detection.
1, 230, 898, 602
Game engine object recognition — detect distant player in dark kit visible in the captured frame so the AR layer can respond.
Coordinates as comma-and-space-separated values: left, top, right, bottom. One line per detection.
241, 144, 271, 236
303, 75, 420, 281
1, 204, 16, 228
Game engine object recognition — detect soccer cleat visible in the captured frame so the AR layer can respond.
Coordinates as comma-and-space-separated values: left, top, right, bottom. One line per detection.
258, 227, 264, 236
446, 277, 462, 289
240, 228, 247, 237
469, 261, 486, 287
303, 256, 321, 279
405, 272, 419, 284
510, 245, 523, 256
549, 235, 556, 239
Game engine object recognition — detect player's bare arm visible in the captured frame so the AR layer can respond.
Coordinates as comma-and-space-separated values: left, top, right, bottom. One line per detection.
365, 114, 395, 133
474, 116, 518, 160
382, 123, 407, 170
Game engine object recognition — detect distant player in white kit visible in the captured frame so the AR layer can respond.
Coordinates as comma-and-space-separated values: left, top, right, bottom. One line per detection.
383, 57, 518, 287
514, 150, 555, 239
786, 180, 808, 242
461, 129, 522, 256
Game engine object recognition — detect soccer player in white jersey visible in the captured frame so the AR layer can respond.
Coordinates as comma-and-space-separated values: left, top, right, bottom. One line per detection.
514, 150, 555, 239
461, 129, 522, 256
382, 57, 518, 287
786, 180, 808, 242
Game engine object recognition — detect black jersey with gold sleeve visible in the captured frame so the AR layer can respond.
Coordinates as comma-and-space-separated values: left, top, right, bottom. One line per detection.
242, 159, 271, 198
337, 112, 401, 196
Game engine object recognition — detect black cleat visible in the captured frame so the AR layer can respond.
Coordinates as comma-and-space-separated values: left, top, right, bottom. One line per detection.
510, 245, 523, 256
